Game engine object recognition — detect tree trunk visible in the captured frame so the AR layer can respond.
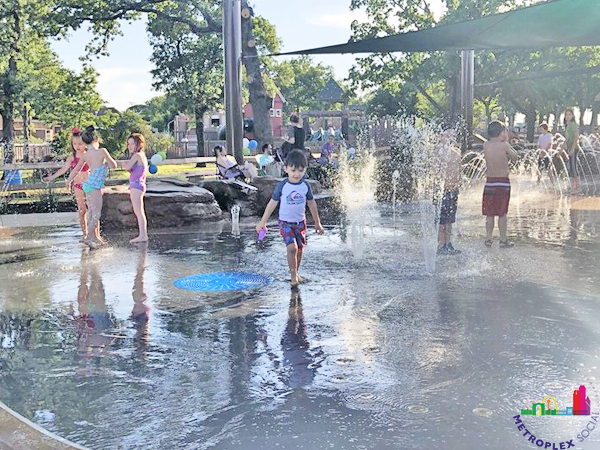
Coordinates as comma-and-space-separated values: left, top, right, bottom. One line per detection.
526, 109, 536, 143
1, 56, 17, 145
241, 2, 273, 146
592, 103, 599, 129
448, 54, 461, 124
22, 102, 30, 162
2, 6, 22, 151
195, 105, 207, 157
483, 99, 491, 129
554, 106, 562, 132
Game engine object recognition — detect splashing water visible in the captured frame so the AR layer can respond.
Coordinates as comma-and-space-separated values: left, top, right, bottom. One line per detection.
336, 150, 377, 261
231, 205, 241, 238
402, 120, 447, 272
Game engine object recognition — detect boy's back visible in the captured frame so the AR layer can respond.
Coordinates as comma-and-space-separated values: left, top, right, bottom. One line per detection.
483, 141, 513, 178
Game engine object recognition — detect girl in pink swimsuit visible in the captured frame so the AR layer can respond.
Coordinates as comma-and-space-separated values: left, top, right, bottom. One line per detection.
44, 128, 96, 240
121, 133, 149, 243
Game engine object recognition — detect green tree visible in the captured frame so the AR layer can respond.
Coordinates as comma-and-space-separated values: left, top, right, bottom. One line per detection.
271, 56, 335, 114
148, 4, 223, 156
129, 95, 184, 133
97, 109, 152, 158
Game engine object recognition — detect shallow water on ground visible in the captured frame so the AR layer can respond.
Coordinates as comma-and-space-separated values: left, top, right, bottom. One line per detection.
1, 179, 600, 449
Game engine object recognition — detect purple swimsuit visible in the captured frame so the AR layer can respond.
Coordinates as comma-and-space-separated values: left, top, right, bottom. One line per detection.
129, 162, 147, 192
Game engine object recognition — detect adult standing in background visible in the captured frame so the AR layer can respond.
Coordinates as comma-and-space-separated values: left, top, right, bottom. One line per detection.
282, 114, 305, 162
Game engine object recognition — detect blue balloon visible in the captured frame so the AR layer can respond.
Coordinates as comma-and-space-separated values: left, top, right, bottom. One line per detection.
248, 140, 258, 150
149, 164, 158, 174
259, 155, 274, 166
174, 272, 271, 292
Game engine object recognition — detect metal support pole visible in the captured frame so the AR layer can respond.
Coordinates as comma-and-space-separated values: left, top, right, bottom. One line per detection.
461, 49, 474, 152
223, 0, 244, 164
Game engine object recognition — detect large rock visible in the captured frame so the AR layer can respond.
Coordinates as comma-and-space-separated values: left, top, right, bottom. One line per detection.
198, 179, 257, 217
101, 178, 223, 229
253, 176, 322, 215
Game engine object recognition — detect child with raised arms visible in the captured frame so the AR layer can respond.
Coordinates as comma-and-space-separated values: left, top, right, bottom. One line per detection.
67, 126, 117, 249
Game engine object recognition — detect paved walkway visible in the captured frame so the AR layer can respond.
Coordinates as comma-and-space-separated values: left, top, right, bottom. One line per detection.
0, 402, 87, 450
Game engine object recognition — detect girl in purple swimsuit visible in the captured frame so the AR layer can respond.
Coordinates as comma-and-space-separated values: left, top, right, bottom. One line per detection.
44, 128, 100, 241
121, 133, 149, 243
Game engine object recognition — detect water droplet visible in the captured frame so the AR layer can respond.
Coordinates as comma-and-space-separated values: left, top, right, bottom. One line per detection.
336, 358, 355, 365
473, 408, 493, 418
357, 392, 375, 401
408, 405, 429, 414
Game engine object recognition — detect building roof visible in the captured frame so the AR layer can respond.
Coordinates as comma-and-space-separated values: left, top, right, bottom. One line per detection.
318, 78, 344, 103
276, 0, 600, 55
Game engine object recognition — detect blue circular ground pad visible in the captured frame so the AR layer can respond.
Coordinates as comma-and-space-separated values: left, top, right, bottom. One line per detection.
174, 272, 271, 292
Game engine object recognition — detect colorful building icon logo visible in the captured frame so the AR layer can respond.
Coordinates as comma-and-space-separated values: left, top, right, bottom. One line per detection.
521, 385, 591, 416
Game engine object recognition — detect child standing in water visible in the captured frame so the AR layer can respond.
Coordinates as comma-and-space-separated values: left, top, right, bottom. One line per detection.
45, 128, 94, 240
121, 134, 148, 243
563, 109, 581, 194
256, 149, 325, 287
67, 126, 117, 249
436, 130, 462, 256
482, 121, 519, 248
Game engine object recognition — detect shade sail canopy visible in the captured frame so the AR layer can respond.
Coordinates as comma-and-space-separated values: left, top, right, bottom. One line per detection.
277, 0, 600, 55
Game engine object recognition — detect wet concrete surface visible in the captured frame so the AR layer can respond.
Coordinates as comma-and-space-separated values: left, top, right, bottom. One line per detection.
1, 180, 600, 449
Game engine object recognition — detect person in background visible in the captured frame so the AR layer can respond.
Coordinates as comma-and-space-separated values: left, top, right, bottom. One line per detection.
436, 130, 462, 256
536, 123, 553, 184
563, 109, 581, 194
67, 126, 118, 249
319, 134, 336, 166
282, 114, 305, 162
120, 133, 149, 243
482, 121, 519, 248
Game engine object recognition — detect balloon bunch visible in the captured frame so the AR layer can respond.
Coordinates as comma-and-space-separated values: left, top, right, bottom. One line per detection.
243, 138, 258, 152
149, 151, 167, 174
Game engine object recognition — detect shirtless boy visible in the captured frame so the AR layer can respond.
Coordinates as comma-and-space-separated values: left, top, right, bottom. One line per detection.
482, 121, 519, 248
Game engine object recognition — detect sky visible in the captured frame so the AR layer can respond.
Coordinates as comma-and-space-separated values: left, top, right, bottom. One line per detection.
50, 0, 444, 111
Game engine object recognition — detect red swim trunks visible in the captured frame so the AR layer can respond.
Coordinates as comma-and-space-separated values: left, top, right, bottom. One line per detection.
279, 220, 307, 248
482, 177, 511, 216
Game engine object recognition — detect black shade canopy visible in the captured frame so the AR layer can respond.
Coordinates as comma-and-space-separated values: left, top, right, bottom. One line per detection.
276, 0, 600, 55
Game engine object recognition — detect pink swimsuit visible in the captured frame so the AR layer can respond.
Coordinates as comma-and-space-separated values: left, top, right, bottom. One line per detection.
70, 156, 90, 191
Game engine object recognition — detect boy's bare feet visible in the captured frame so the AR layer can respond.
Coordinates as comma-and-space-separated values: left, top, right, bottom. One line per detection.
84, 238, 101, 250
130, 236, 148, 244
291, 275, 301, 288
96, 236, 107, 245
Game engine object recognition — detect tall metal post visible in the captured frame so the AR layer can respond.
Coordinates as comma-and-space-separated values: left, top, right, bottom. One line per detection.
223, 0, 244, 164
461, 49, 474, 152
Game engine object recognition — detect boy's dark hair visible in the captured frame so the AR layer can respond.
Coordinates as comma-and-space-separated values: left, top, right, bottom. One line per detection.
290, 114, 300, 125
285, 149, 308, 169
261, 143, 271, 152
487, 120, 506, 138
81, 125, 98, 145
539, 123, 549, 131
